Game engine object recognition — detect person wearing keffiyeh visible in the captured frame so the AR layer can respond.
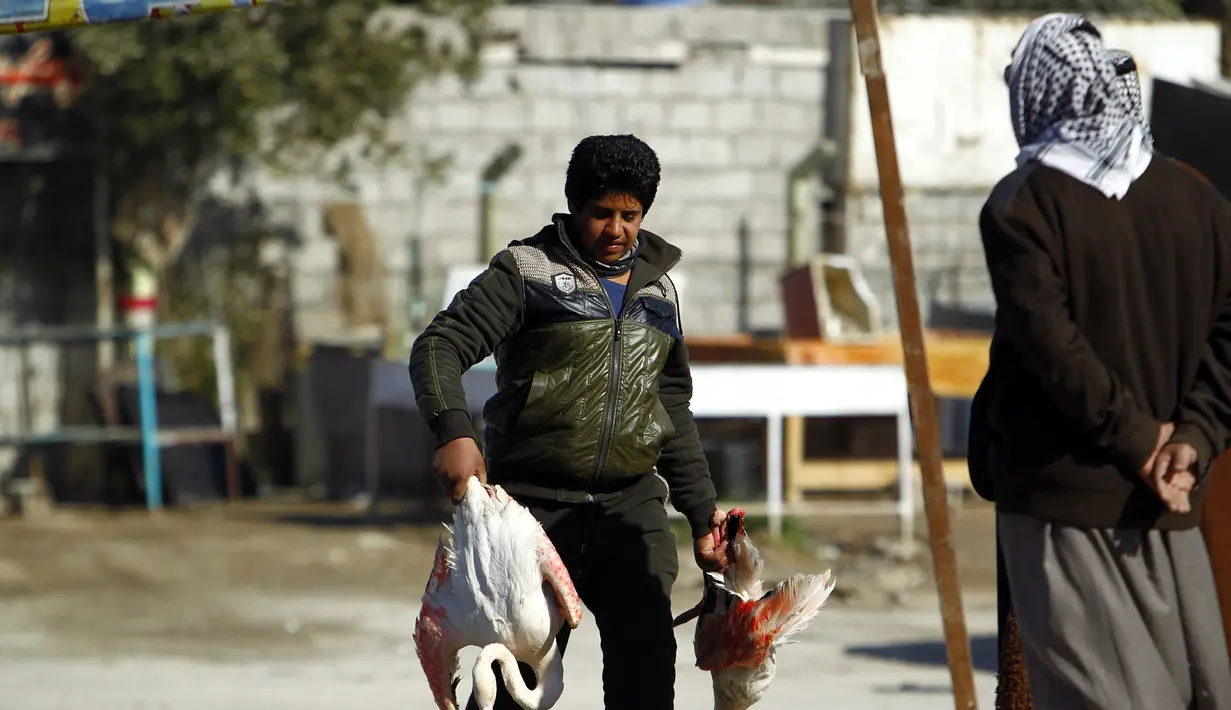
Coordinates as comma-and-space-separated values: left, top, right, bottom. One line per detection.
1106, 47, 1152, 146
974, 13, 1231, 710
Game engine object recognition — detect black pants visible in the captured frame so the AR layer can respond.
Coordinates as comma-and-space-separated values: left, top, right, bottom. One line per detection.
465, 474, 680, 710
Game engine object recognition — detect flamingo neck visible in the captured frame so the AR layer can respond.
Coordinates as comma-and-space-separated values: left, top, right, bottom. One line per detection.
472, 643, 564, 710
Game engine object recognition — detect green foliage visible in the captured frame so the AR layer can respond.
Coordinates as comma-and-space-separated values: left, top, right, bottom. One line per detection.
158, 222, 272, 405
73, 0, 496, 190
66, 0, 497, 420
714, 0, 1185, 17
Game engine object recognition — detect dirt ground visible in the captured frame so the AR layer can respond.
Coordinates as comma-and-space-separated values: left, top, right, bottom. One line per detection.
0, 495, 1001, 709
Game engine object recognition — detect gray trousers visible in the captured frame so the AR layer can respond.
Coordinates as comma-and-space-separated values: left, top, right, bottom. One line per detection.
999, 512, 1231, 710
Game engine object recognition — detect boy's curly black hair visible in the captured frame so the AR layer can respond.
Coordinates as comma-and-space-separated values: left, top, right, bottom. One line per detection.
564, 134, 661, 215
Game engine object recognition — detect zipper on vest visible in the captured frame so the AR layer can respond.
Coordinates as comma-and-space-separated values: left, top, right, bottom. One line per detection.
590, 288, 622, 486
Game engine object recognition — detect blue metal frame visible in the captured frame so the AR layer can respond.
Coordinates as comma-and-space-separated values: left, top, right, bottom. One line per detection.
0, 321, 222, 512
135, 328, 162, 511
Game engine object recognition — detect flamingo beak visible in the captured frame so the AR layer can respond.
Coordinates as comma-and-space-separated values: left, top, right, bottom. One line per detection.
725, 508, 746, 545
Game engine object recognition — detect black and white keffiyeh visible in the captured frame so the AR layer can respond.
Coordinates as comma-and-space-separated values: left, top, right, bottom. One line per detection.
1105, 48, 1154, 150
1005, 13, 1153, 199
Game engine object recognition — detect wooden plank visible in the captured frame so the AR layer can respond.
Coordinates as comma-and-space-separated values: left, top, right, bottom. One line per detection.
782, 336, 989, 399
848, 0, 979, 704
786, 458, 973, 499
684, 334, 991, 399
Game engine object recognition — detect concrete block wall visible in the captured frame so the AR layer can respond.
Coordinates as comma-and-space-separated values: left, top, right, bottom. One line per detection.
844, 188, 995, 330
256, 5, 844, 339
839, 15, 1221, 331
261, 11, 1221, 342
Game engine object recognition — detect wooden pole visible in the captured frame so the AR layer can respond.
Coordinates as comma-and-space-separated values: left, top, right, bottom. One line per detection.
846, 3, 979, 709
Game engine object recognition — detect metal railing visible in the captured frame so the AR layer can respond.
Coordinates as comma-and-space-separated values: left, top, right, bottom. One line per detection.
0, 321, 239, 511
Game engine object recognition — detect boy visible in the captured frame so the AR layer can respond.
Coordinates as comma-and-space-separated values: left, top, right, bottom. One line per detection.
408, 134, 728, 709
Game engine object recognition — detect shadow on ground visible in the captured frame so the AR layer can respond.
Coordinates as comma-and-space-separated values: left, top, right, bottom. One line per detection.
845, 633, 998, 674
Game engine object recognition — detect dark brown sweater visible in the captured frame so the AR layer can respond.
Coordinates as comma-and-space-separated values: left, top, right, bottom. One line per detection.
978, 156, 1231, 529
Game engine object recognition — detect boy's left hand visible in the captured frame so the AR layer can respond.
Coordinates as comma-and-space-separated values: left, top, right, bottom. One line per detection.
693, 508, 729, 572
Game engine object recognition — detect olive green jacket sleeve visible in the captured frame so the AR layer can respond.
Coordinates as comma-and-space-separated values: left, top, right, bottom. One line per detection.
408, 251, 524, 447
656, 337, 719, 539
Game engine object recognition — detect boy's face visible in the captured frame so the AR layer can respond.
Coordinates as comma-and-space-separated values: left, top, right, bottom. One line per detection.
569, 191, 643, 265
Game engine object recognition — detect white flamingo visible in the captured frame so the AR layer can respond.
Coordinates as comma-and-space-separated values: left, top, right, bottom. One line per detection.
414, 476, 583, 710
674, 507, 836, 710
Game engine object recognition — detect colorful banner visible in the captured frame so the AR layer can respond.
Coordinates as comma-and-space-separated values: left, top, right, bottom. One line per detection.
0, 0, 281, 36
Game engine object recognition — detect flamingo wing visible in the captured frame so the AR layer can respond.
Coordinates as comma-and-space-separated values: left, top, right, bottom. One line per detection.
693, 571, 836, 671
694, 593, 768, 671
425, 534, 454, 595
537, 525, 583, 629
415, 520, 463, 708
764, 571, 836, 648
414, 599, 461, 710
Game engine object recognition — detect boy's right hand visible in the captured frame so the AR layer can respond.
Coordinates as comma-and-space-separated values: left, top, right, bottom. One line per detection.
432, 437, 487, 504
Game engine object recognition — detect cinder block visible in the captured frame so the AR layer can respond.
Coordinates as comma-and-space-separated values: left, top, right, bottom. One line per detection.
531, 168, 566, 202
692, 171, 755, 200
755, 10, 832, 47
530, 99, 578, 131
745, 199, 787, 234
681, 135, 734, 167
422, 73, 465, 100
683, 65, 739, 99
621, 102, 666, 132
483, 100, 530, 133
353, 172, 385, 204
677, 7, 761, 45
646, 134, 688, 168
732, 134, 778, 167
667, 102, 712, 131
421, 197, 479, 237
714, 100, 756, 132
295, 308, 347, 341
545, 131, 593, 162
432, 229, 485, 265
362, 204, 413, 247
437, 101, 482, 132
291, 268, 338, 308
757, 101, 816, 134
466, 66, 516, 98
645, 70, 684, 98
381, 171, 415, 203
407, 103, 439, 132
578, 99, 625, 136
595, 68, 647, 98
515, 66, 567, 96
739, 65, 776, 98
293, 237, 339, 273
748, 167, 786, 199
774, 67, 823, 102
554, 66, 600, 99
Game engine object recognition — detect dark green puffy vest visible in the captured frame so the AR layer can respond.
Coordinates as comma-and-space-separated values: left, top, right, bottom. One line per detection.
482, 239, 683, 491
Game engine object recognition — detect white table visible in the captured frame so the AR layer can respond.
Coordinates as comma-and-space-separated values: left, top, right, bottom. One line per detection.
367, 360, 915, 541
686, 364, 913, 540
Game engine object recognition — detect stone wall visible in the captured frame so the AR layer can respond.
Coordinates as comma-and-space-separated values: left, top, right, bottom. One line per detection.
253, 10, 1223, 340
254, 5, 845, 339
840, 15, 1221, 329
844, 188, 995, 329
